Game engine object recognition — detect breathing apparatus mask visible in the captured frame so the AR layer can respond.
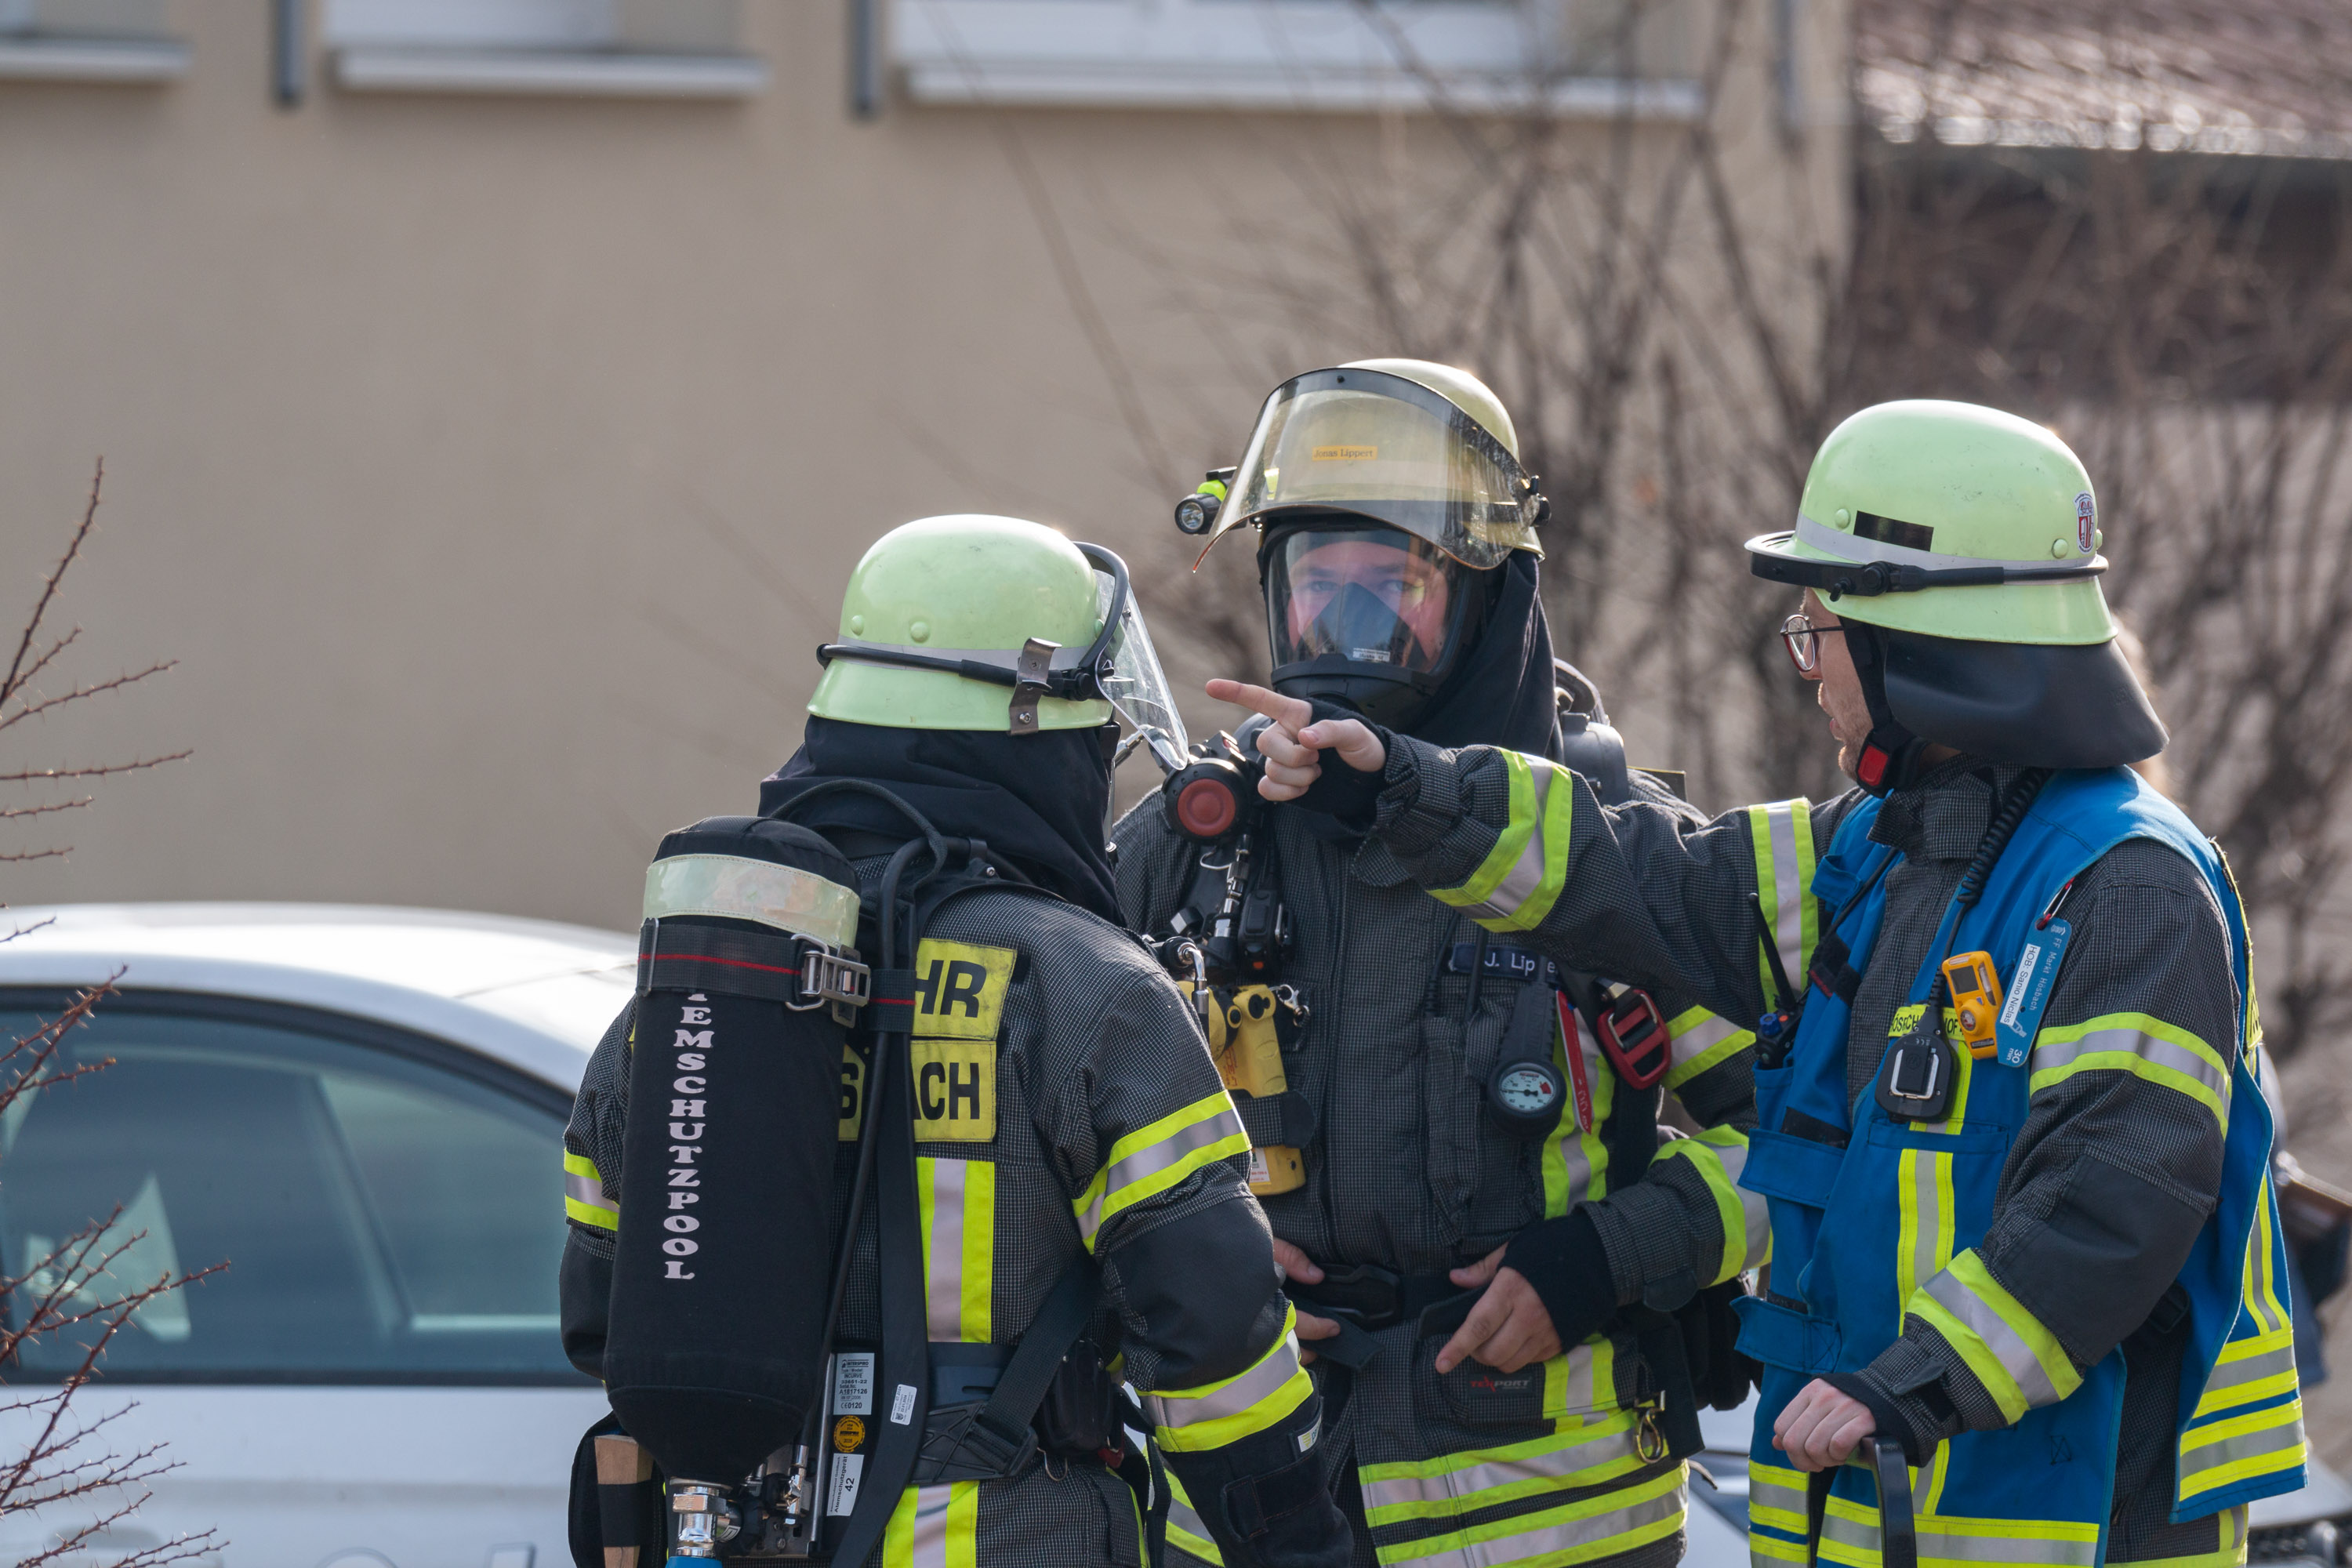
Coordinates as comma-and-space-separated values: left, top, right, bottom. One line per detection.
1260, 519, 1495, 728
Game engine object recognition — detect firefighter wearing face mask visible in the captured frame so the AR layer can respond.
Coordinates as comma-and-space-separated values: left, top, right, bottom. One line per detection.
560, 516, 1352, 1568
1221, 401, 2308, 1567
1117, 362, 1766, 1568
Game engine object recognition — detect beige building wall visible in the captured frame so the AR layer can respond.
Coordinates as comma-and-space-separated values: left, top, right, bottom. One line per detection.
0, 0, 1844, 932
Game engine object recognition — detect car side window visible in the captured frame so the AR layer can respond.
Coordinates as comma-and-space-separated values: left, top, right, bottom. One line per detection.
0, 998, 583, 1383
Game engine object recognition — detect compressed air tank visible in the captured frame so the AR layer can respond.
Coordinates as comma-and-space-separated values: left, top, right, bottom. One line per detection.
601, 816, 866, 1486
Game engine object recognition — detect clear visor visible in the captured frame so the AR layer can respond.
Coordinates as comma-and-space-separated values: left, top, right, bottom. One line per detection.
1096, 574, 1189, 769
1204, 368, 1544, 569
1268, 527, 1474, 677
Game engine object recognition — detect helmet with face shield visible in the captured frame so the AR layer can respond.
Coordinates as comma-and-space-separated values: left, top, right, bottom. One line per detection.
813, 515, 1189, 764
1189, 359, 1547, 726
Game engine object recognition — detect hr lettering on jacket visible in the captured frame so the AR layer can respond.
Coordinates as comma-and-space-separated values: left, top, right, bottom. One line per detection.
662, 994, 711, 1279
836, 939, 1009, 1142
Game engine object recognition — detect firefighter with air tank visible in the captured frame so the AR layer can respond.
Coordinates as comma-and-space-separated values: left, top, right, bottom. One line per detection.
558, 516, 1352, 1568
1119, 361, 1767, 1568
1208, 398, 2307, 1564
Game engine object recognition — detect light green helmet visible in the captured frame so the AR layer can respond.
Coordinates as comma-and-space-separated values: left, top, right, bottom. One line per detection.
811, 516, 1190, 755
1748, 400, 2112, 644
811, 516, 1112, 732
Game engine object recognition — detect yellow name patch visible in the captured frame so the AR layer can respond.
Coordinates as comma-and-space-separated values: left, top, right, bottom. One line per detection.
1311, 444, 1377, 461
837, 938, 1012, 1144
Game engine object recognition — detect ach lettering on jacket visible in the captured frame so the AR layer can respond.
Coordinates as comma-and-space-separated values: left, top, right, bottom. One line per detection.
837, 939, 1011, 1143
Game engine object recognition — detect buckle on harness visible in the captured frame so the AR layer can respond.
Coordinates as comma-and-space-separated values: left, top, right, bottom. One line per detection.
791, 937, 872, 1014
1596, 983, 1671, 1090
1008, 637, 1058, 736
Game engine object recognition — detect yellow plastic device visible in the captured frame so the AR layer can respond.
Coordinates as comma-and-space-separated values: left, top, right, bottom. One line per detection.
1943, 950, 2005, 1058
1181, 982, 1305, 1196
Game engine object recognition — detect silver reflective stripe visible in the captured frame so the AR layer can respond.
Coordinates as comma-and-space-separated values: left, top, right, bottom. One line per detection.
1922, 1271, 2062, 1408
2207, 1340, 2297, 1397
1098, 1109, 1244, 1214
1907, 1152, 1943, 1302
1553, 1341, 1599, 1414
1749, 1469, 1806, 1518
1377, 1475, 1683, 1567
565, 1168, 616, 1218
1466, 762, 1558, 923
2183, 1410, 2307, 1472
2030, 1027, 2230, 1107
902, 1483, 956, 1568
1359, 1423, 1639, 1515
1821, 1509, 2098, 1566
1145, 1333, 1301, 1431
926, 1160, 967, 1342
1704, 1137, 1770, 1269
1167, 1475, 1225, 1564
1670, 1011, 1740, 1070
643, 853, 859, 946
1761, 802, 1803, 991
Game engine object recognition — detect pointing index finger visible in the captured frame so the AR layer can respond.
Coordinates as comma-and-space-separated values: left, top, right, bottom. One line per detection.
1205, 679, 1313, 735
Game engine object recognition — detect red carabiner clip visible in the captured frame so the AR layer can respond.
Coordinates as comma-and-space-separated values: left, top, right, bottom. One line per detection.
1596, 984, 1672, 1090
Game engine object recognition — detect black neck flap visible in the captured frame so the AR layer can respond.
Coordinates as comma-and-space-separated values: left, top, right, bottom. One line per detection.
760, 717, 1121, 924
1846, 621, 1934, 797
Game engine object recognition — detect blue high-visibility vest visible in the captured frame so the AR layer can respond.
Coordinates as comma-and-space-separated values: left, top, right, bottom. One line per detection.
1733, 768, 2305, 1568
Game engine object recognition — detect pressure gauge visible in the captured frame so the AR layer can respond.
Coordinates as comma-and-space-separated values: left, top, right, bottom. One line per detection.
1486, 1057, 1566, 1141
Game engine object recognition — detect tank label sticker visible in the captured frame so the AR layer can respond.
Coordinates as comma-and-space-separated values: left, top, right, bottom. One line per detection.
833, 1350, 876, 1415
826, 1453, 862, 1515
909, 941, 1015, 1039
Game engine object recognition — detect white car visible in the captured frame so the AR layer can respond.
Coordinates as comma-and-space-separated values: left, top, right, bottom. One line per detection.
0, 903, 633, 1568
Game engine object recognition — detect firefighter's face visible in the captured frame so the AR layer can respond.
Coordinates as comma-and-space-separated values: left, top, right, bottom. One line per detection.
1285, 538, 1453, 666
1802, 591, 1875, 781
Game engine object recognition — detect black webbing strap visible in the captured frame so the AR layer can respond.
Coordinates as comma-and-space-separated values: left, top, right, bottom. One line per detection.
634, 918, 804, 1005
1802, 1439, 1915, 1568
972, 1254, 1098, 1452
863, 968, 918, 1036
829, 1029, 931, 1568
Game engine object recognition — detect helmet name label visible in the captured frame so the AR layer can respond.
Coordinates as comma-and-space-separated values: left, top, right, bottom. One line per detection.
1311, 444, 1377, 461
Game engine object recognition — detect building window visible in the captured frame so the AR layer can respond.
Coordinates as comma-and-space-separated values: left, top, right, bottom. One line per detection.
326, 0, 768, 100
0, 0, 187, 84
891, 0, 1703, 114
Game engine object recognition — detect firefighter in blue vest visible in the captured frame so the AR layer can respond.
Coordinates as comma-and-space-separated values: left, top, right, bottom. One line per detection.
1211, 401, 2307, 1566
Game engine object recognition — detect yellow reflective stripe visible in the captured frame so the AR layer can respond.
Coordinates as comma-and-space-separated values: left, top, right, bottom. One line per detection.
1146, 1304, 1313, 1452
1661, 1007, 1753, 1089
1656, 1125, 1769, 1282
880, 1482, 964, 1568
1163, 1470, 1226, 1564
1748, 1462, 1809, 1538
1748, 799, 1817, 997
1428, 752, 1577, 933
562, 1150, 619, 1231
1909, 1250, 2080, 1423
1819, 1495, 2100, 1567
2180, 1397, 2307, 1498
2196, 1327, 2297, 1419
918, 1156, 996, 1342
1898, 1149, 1956, 1339
2245, 1176, 2290, 1334
1359, 1414, 1647, 1525
1751, 1534, 1811, 1564
1073, 1091, 1249, 1249
1369, 1460, 1684, 1568
1542, 1012, 1613, 1218
2030, 1012, 2231, 1128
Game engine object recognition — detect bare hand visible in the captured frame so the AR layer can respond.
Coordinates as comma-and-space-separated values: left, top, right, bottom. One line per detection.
1272, 1237, 1341, 1366
1206, 680, 1387, 803
1773, 1378, 1876, 1471
1435, 1245, 1563, 1375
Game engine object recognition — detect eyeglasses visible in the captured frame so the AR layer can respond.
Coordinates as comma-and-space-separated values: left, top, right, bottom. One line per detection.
1779, 613, 1849, 677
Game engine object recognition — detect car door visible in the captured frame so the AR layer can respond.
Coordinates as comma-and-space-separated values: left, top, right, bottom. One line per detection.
0, 989, 608, 1568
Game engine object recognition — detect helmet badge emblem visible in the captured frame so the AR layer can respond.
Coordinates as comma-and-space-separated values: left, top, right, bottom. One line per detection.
2074, 492, 2096, 554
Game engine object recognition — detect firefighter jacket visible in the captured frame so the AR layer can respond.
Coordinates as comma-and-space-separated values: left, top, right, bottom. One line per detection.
1115, 779, 1767, 1568
1364, 737, 2308, 1568
560, 863, 1330, 1568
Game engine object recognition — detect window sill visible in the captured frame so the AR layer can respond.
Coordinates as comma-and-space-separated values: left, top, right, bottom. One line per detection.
900, 59, 1703, 117
0, 34, 189, 83
331, 46, 768, 100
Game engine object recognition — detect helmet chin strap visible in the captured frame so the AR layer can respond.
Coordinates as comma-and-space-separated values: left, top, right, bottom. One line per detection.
1845, 621, 1934, 797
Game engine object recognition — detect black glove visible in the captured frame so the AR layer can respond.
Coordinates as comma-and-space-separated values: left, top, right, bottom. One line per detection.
1501, 1208, 1620, 1352
1158, 1394, 1352, 1568
1679, 1276, 1759, 1412
1283, 702, 1394, 830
